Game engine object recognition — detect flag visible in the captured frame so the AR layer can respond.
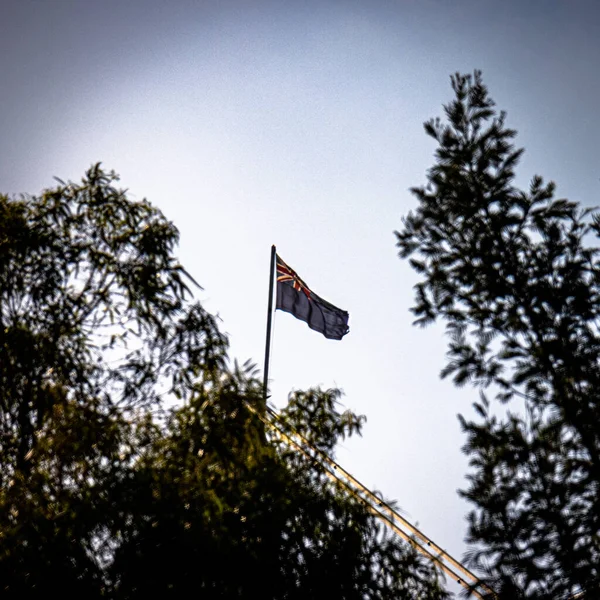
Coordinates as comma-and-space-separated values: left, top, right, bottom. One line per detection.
276, 254, 349, 340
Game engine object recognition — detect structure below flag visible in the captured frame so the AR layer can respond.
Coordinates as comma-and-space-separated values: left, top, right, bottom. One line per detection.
276, 254, 349, 340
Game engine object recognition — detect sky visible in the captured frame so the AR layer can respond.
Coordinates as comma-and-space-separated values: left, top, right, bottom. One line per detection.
2, 0, 599, 594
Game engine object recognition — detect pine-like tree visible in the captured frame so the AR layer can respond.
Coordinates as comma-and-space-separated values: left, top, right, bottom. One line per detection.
397, 72, 600, 598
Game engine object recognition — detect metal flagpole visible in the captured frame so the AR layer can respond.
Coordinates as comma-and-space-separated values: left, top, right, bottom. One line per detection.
263, 245, 276, 399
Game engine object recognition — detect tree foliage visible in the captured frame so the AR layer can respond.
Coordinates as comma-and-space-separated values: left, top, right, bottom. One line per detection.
397, 71, 600, 598
0, 166, 448, 598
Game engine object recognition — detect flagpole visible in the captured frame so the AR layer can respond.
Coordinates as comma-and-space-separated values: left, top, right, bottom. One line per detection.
263, 245, 276, 400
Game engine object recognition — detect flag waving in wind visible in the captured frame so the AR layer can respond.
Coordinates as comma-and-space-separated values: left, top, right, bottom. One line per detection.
275, 254, 349, 340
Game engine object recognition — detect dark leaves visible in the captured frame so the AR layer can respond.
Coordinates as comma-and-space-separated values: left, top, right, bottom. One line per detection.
1, 166, 450, 599
397, 72, 600, 597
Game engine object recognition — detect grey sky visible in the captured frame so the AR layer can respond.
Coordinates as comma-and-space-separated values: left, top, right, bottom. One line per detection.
2, 0, 599, 594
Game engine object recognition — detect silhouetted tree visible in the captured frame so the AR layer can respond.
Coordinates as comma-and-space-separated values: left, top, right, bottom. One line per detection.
397, 71, 600, 598
0, 166, 449, 598
0, 165, 225, 598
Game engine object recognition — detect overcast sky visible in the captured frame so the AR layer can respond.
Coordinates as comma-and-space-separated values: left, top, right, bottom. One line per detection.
2, 0, 599, 594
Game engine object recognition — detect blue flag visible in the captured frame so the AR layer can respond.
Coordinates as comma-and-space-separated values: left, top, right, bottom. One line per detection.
275, 255, 349, 340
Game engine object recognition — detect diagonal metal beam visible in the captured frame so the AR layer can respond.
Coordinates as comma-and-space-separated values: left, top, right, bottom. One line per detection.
247, 402, 496, 598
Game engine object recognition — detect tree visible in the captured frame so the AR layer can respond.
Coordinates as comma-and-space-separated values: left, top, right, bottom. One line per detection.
0, 165, 226, 597
1, 165, 449, 598
110, 377, 449, 599
397, 71, 600, 598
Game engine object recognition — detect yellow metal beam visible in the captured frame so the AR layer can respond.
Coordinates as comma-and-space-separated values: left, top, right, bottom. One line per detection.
249, 403, 496, 599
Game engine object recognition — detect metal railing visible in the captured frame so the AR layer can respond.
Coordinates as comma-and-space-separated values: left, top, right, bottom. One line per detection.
248, 402, 496, 599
